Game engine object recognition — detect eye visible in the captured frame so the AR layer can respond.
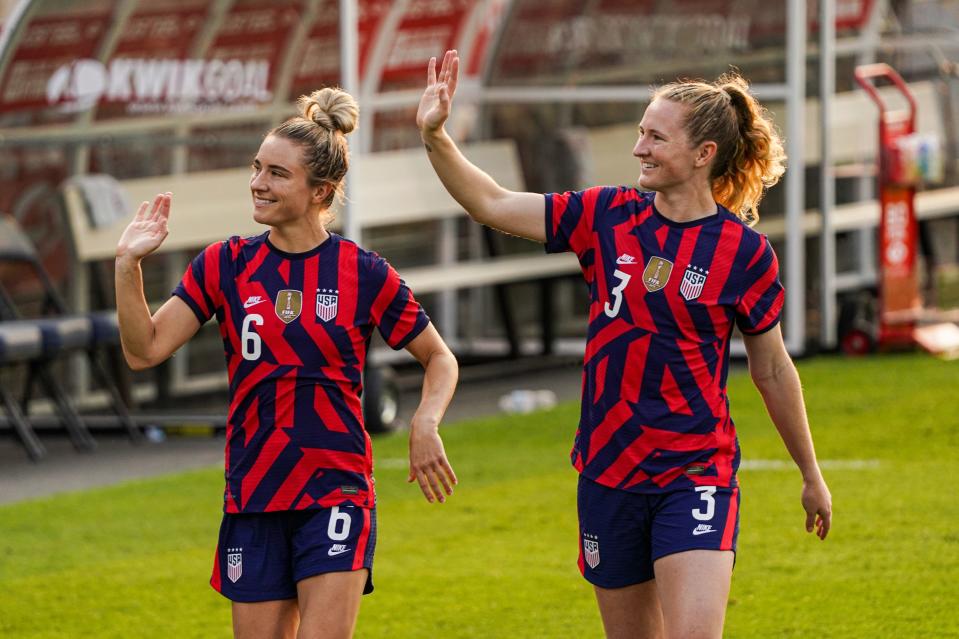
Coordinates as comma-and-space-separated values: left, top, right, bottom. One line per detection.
272, 170, 284, 177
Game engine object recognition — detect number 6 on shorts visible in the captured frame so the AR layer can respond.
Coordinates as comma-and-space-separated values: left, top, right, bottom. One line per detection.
327, 506, 352, 541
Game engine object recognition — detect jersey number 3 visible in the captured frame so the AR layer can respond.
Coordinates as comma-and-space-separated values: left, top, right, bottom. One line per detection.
241, 314, 264, 360
604, 269, 632, 318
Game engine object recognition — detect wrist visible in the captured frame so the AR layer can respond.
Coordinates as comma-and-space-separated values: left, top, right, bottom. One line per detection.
420, 127, 447, 145
410, 414, 440, 433
115, 252, 142, 269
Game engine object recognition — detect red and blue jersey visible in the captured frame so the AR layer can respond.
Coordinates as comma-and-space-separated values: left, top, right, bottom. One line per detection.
545, 187, 784, 494
173, 232, 429, 513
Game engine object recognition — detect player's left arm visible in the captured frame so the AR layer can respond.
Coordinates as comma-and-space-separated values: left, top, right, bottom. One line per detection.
743, 324, 832, 540
403, 322, 459, 504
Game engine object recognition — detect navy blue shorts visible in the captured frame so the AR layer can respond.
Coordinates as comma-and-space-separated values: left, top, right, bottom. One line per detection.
577, 475, 739, 588
211, 505, 376, 602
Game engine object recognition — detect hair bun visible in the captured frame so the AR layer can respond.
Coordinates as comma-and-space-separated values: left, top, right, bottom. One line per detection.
298, 87, 359, 135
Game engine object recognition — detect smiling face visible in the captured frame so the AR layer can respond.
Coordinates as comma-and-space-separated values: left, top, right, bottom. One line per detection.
633, 98, 714, 194
250, 135, 326, 227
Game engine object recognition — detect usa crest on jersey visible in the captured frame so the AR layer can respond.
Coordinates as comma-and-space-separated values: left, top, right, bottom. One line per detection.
680, 265, 709, 301
227, 547, 243, 583
316, 289, 338, 322
583, 533, 600, 569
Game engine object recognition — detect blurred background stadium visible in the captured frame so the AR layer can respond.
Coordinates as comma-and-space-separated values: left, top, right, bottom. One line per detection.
0, 1, 958, 636
1, 0, 958, 429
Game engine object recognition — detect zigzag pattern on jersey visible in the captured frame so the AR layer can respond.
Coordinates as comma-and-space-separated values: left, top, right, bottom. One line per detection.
547, 187, 782, 494
174, 232, 429, 513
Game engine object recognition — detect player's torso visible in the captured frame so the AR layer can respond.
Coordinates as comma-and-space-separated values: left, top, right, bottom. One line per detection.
587, 194, 742, 348
222, 236, 368, 381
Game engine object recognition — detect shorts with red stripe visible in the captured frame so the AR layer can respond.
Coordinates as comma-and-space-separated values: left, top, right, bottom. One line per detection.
577, 475, 739, 588
211, 504, 376, 602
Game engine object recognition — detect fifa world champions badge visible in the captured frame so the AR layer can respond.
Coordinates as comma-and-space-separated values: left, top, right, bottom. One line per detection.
227, 547, 243, 583
316, 288, 339, 322
275, 290, 302, 323
680, 264, 709, 301
583, 533, 600, 569
643, 257, 673, 292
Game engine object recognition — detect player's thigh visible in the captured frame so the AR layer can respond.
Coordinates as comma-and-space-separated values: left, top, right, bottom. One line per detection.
232, 599, 299, 639
577, 475, 657, 588
649, 484, 739, 638
654, 549, 733, 639
295, 570, 369, 639
594, 580, 664, 639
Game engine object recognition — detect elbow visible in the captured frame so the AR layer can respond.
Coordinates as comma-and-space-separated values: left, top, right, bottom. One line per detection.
121, 346, 161, 371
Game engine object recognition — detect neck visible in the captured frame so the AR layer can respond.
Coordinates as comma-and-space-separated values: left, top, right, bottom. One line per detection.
653, 183, 716, 223
268, 213, 330, 253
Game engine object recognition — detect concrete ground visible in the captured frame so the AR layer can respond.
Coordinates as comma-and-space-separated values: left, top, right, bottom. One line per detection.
0, 357, 583, 505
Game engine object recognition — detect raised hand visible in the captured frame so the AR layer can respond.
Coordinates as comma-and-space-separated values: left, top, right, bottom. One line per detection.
116, 193, 171, 261
417, 49, 459, 136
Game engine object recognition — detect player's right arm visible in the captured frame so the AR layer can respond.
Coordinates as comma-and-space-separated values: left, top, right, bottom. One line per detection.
114, 193, 201, 370
417, 50, 545, 242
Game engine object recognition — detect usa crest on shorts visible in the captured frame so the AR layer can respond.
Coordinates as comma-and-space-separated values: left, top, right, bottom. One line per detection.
316, 289, 338, 322
227, 547, 243, 583
583, 533, 600, 569
680, 265, 709, 301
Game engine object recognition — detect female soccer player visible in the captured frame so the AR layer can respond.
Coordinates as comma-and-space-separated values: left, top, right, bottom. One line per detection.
115, 87, 458, 639
417, 50, 832, 639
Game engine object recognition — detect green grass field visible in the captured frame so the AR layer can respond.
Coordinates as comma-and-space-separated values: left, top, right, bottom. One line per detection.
1, 353, 957, 638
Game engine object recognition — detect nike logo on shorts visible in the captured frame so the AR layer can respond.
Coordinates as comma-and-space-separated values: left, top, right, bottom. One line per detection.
692, 524, 716, 536
328, 544, 351, 556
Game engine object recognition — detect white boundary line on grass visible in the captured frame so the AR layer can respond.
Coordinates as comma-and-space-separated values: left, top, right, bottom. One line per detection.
373, 458, 882, 471
741, 459, 880, 471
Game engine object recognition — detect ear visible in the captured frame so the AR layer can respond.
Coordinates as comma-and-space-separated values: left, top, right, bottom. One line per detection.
311, 182, 332, 205
695, 141, 718, 168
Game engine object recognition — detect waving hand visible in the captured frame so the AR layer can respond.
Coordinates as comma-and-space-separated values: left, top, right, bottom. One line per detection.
417, 50, 459, 136
116, 193, 172, 261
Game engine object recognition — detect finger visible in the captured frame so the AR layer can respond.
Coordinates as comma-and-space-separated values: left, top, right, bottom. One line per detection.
448, 53, 459, 97
427, 56, 436, 86
134, 200, 150, 221
819, 512, 831, 540
440, 49, 451, 81
415, 473, 434, 503
158, 192, 172, 221
440, 457, 458, 487
436, 465, 454, 496
147, 193, 164, 221
805, 510, 815, 533
438, 85, 450, 111
425, 468, 445, 503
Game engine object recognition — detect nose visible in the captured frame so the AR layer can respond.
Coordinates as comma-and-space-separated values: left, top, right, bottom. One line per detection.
250, 169, 267, 191
633, 135, 648, 158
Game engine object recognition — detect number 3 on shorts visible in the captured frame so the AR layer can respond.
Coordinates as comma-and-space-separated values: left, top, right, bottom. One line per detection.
327, 506, 352, 541
692, 486, 717, 521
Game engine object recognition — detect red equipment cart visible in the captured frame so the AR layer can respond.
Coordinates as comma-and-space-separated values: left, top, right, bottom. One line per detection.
849, 63, 959, 357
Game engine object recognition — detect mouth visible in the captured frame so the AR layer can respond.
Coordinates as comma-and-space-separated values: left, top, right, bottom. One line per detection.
641, 162, 657, 171
253, 195, 276, 207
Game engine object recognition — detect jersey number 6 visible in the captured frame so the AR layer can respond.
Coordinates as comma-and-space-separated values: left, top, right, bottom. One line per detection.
241, 314, 264, 360
604, 269, 632, 318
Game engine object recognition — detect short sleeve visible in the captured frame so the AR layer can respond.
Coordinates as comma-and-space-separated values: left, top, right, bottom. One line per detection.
367, 256, 430, 350
544, 186, 603, 257
172, 242, 224, 325
735, 236, 784, 335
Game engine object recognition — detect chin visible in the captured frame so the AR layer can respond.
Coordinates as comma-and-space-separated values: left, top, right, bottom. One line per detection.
252, 208, 273, 225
